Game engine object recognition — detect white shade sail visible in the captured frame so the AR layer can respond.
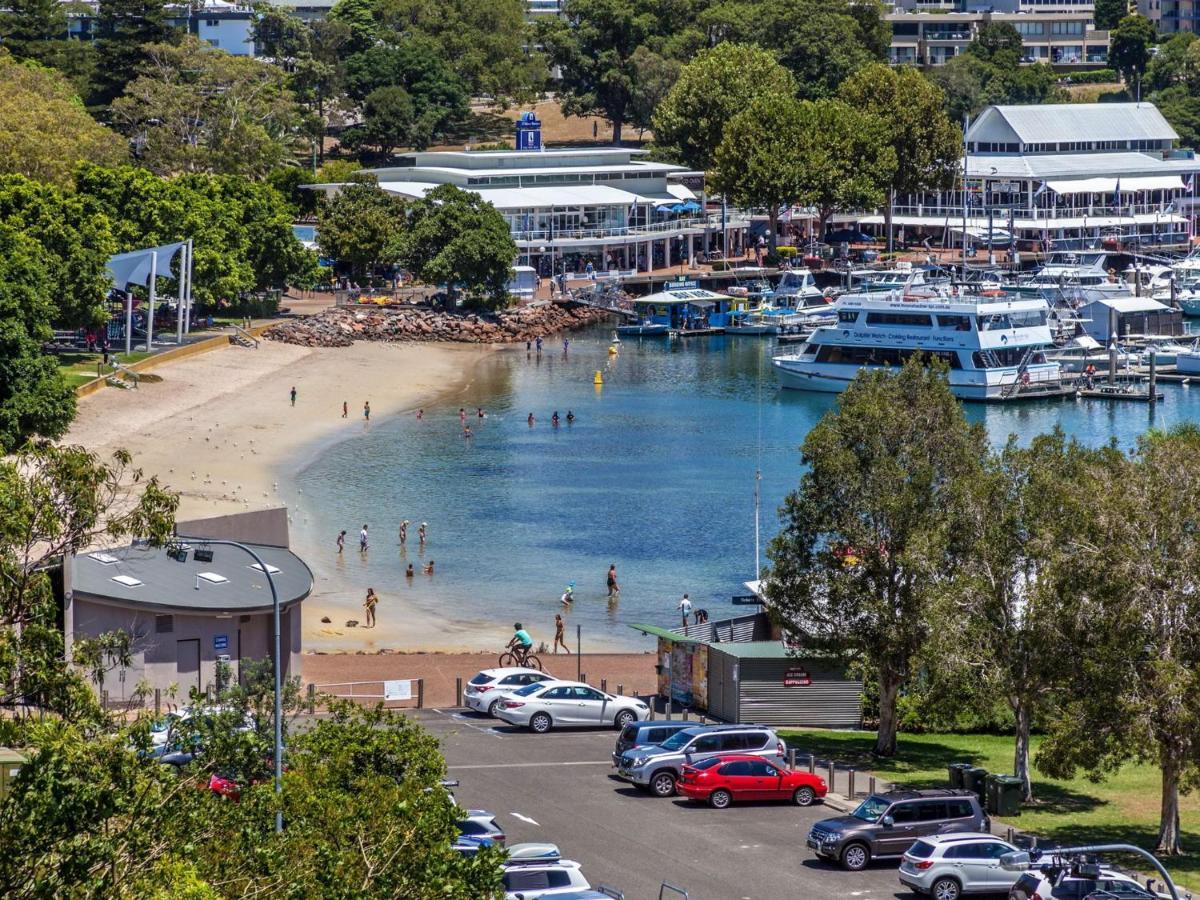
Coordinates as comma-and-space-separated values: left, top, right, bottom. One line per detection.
106, 242, 186, 288
1047, 175, 1185, 195
1119, 175, 1186, 192
1047, 178, 1117, 194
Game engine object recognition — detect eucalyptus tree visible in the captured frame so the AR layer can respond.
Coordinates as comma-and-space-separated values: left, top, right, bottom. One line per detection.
765, 357, 987, 756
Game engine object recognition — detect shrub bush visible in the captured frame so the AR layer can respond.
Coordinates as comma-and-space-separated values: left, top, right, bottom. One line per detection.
1061, 69, 1118, 85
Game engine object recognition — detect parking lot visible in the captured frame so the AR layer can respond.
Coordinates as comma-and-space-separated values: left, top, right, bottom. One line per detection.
418, 708, 924, 900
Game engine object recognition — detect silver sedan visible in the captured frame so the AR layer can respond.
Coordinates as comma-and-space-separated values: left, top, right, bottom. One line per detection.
494, 680, 649, 733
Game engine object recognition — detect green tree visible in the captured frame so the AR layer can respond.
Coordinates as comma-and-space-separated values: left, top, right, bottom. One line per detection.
764, 357, 987, 756
965, 21, 1023, 62
1109, 14, 1158, 86
350, 86, 417, 156
712, 95, 894, 251
290, 20, 353, 167
838, 64, 960, 253
931, 53, 1063, 121
1153, 84, 1200, 148
0, 0, 67, 63
112, 37, 301, 179
396, 184, 516, 309
0, 56, 127, 187
928, 55, 991, 124
652, 42, 797, 171
1145, 32, 1200, 92
327, 0, 379, 54
1036, 426, 1200, 855
537, 0, 658, 143
343, 42, 470, 149
628, 47, 680, 140
93, 0, 177, 108
251, 5, 311, 60
1094, 0, 1129, 31
316, 178, 408, 282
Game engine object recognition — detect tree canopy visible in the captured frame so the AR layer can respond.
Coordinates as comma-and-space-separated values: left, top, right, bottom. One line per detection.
316, 179, 409, 283
0, 55, 127, 187
1094, 0, 1129, 32
92, 0, 178, 108
1109, 14, 1158, 86
652, 43, 797, 171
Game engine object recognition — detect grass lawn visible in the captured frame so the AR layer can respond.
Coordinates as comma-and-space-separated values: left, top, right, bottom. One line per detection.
781, 728, 1200, 891
57, 351, 152, 387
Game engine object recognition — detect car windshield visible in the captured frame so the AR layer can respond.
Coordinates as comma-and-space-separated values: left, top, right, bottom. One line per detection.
906, 840, 936, 859
659, 730, 701, 751
852, 795, 892, 822
469, 673, 493, 685
512, 683, 545, 697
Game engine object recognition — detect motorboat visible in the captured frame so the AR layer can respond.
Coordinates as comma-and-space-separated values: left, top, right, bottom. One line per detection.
1175, 341, 1200, 374
846, 262, 941, 293
1016, 251, 1125, 296
1044, 335, 1132, 373
772, 268, 824, 304
615, 320, 671, 337
772, 285, 1063, 401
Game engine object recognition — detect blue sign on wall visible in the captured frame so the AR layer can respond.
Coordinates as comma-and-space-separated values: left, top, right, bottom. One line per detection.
213, 634, 229, 651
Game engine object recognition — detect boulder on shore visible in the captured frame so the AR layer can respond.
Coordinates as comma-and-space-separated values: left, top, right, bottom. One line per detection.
264, 302, 614, 348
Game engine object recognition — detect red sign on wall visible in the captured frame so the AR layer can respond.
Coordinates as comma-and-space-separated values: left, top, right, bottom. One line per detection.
783, 666, 811, 687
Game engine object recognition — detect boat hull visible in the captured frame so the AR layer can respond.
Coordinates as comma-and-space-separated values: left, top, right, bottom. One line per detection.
772, 357, 1063, 402
615, 324, 671, 336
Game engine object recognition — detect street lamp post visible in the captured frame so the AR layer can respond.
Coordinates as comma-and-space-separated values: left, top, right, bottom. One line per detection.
177, 534, 284, 834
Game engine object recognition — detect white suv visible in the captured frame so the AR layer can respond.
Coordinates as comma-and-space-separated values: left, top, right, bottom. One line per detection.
502, 860, 590, 899
465, 668, 556, 716
900, 833, 1021, 899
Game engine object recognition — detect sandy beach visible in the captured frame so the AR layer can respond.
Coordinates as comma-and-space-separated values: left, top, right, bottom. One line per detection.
66, 337, 503, 654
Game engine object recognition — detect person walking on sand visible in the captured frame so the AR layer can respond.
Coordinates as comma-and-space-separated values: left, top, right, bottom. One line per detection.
290, 386, 297, 407
677, 593, 693, 627
359, 524, 369, 552
363, 401, 371, 422
418, 522, 427, 546
607, 564, 619, 600
363, 588, 379, 627
399, 520, 408, 545
336, 530, 346, 554
342, 400, 347, 418
553, 613, 571, 655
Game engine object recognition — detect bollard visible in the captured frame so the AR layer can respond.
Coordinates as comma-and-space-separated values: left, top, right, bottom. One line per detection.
417, 678, 425, 709
665, 701, 672, 721
580, 672, 587, 685
601, 678, 607, 693
808, 754, 815, 774
455, 677, 463, 707
788, 748, 796, 771
1007, 827, 1015, 843
828, 761, 835, 790
154, 688, 161, 717
649, 701, 656, 721
617, 683, 624, 697
869, 776, 876, 795
849, 768, 856, 798
307, 683, 316, 715
683, 708, 690, 721
700, 714, 707, 725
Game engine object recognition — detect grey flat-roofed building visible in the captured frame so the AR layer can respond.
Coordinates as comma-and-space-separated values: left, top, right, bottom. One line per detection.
64, 508, 312, 702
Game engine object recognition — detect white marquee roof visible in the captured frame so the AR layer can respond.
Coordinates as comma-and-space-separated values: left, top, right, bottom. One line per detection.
967, 152, 1200, 181
377, 182, 684, 209
969, 103, 1178, 145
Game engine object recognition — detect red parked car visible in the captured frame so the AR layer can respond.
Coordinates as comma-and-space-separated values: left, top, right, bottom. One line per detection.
676, 754, 827, 809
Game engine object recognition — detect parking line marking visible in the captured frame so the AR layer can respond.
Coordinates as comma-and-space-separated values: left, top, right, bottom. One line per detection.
449, 761, 612, 770
511, 812, 540, 826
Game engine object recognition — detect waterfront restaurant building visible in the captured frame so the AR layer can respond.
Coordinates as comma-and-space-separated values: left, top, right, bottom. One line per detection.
353, 126, 747, 277
854, 103, 1200, 252
64, 509, 312, 703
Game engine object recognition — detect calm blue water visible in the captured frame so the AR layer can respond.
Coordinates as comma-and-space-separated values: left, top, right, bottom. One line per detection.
290, 329, 1200, 649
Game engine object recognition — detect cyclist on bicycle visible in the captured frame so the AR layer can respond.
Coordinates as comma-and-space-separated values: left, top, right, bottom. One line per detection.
507, 623, 534, 663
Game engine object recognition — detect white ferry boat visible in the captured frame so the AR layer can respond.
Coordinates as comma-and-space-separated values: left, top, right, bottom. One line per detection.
772, 289, 1063, 401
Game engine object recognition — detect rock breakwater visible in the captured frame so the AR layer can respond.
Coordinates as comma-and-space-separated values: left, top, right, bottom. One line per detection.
264, 302, 615, 347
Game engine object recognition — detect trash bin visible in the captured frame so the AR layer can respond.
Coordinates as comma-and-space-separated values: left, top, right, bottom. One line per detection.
0, 748, 27, 803
989, 774, 1024, 817
948, 762, 973, 789
964, 766, 989, 801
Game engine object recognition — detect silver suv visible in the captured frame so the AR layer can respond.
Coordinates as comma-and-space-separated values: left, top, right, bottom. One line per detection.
807, 789, 989, 871
899, 833, 1020, 899
615, 724, 785, 797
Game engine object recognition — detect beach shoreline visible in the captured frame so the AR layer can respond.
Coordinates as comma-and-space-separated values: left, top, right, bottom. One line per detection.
65, 337, 535, 655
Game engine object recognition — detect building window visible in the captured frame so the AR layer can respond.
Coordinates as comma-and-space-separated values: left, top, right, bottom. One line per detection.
1015, 22, 1044, 35
1052, 21, 1085, 35
206, 19, 219, 26
156, 615, 174, 634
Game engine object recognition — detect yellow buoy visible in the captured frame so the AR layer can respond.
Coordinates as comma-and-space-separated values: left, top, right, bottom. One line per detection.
607, 344, 618, 355
593, 370, 603, 385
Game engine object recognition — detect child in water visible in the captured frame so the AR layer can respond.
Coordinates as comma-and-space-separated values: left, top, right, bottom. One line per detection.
423, 560, 435, 575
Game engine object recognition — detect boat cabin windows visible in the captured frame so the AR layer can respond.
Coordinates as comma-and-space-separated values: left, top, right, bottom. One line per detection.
971, 347, 1042, 368
837, 310, 860, 324
976, 310, 1046, 330
814, 345, 961, 369
936, 314, 972, 331
864, 312, 933, 327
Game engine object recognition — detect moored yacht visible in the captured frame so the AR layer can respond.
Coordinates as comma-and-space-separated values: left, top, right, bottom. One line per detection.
772, 268, 824, 304
772, 288, 1062, 401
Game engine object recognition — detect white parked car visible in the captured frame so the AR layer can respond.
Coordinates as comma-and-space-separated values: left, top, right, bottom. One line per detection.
502, 859, 590, 899
494, 681, 649, 733
465, 668, 557, 717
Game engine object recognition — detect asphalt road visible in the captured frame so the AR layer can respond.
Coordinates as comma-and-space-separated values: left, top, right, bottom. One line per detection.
418, 708, 929, 900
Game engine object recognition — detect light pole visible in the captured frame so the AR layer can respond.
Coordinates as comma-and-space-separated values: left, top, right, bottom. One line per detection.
177, 534, 284, 834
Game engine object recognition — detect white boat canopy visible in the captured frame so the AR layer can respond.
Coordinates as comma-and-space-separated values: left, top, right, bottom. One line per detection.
630, 287, 729, 305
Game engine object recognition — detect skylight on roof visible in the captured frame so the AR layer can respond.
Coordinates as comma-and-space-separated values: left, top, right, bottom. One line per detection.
247, 562, 281, 575
90, 552, 120, 565
111, 574, 143, 587
196, 572, 228, 584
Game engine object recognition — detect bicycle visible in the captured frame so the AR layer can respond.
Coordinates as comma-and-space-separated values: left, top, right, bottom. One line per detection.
498, 648, 544, 671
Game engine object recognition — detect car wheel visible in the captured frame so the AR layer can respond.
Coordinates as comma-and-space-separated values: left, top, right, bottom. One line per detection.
614, 709, 636, 729
931, 876, 961, 900
487, 699, 500, 717
709, 789, 732, 809
793, 786, 816, 806
529, 712, 552, 733
840, 842, 870, 871
650, 771, 677, 797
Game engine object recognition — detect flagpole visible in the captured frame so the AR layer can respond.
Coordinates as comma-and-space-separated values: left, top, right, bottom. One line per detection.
962, 114, 969, 272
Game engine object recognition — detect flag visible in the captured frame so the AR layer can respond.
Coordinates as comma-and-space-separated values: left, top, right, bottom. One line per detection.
1185, 175, 1193, 192
1034, 181, 1048, 198
1114, 178, 1121, 211
779, 205, 792, 224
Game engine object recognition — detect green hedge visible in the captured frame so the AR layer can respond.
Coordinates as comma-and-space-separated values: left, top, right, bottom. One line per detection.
1061, 69, 1118, 85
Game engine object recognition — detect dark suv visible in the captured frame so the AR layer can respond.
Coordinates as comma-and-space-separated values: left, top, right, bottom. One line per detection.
807, 789, 989, 871
611, 721, 694, 766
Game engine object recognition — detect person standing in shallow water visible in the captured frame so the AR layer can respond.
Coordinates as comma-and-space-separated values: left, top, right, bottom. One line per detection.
607, 564, 619, 600
359, 524, 369, 552
419, 522, 427, 546
336, 530, 346, 554
399, 520, 408, 546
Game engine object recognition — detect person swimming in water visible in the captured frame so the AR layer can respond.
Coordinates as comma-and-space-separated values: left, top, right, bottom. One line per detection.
527, 413, 535, 427
406, 563, 414, 578
566, 410, 575, 423
463, 424, 473, 438
551, 411, 560, 427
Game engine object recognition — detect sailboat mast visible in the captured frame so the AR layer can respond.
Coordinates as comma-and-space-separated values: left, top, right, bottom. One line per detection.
754, 468, 762, 579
